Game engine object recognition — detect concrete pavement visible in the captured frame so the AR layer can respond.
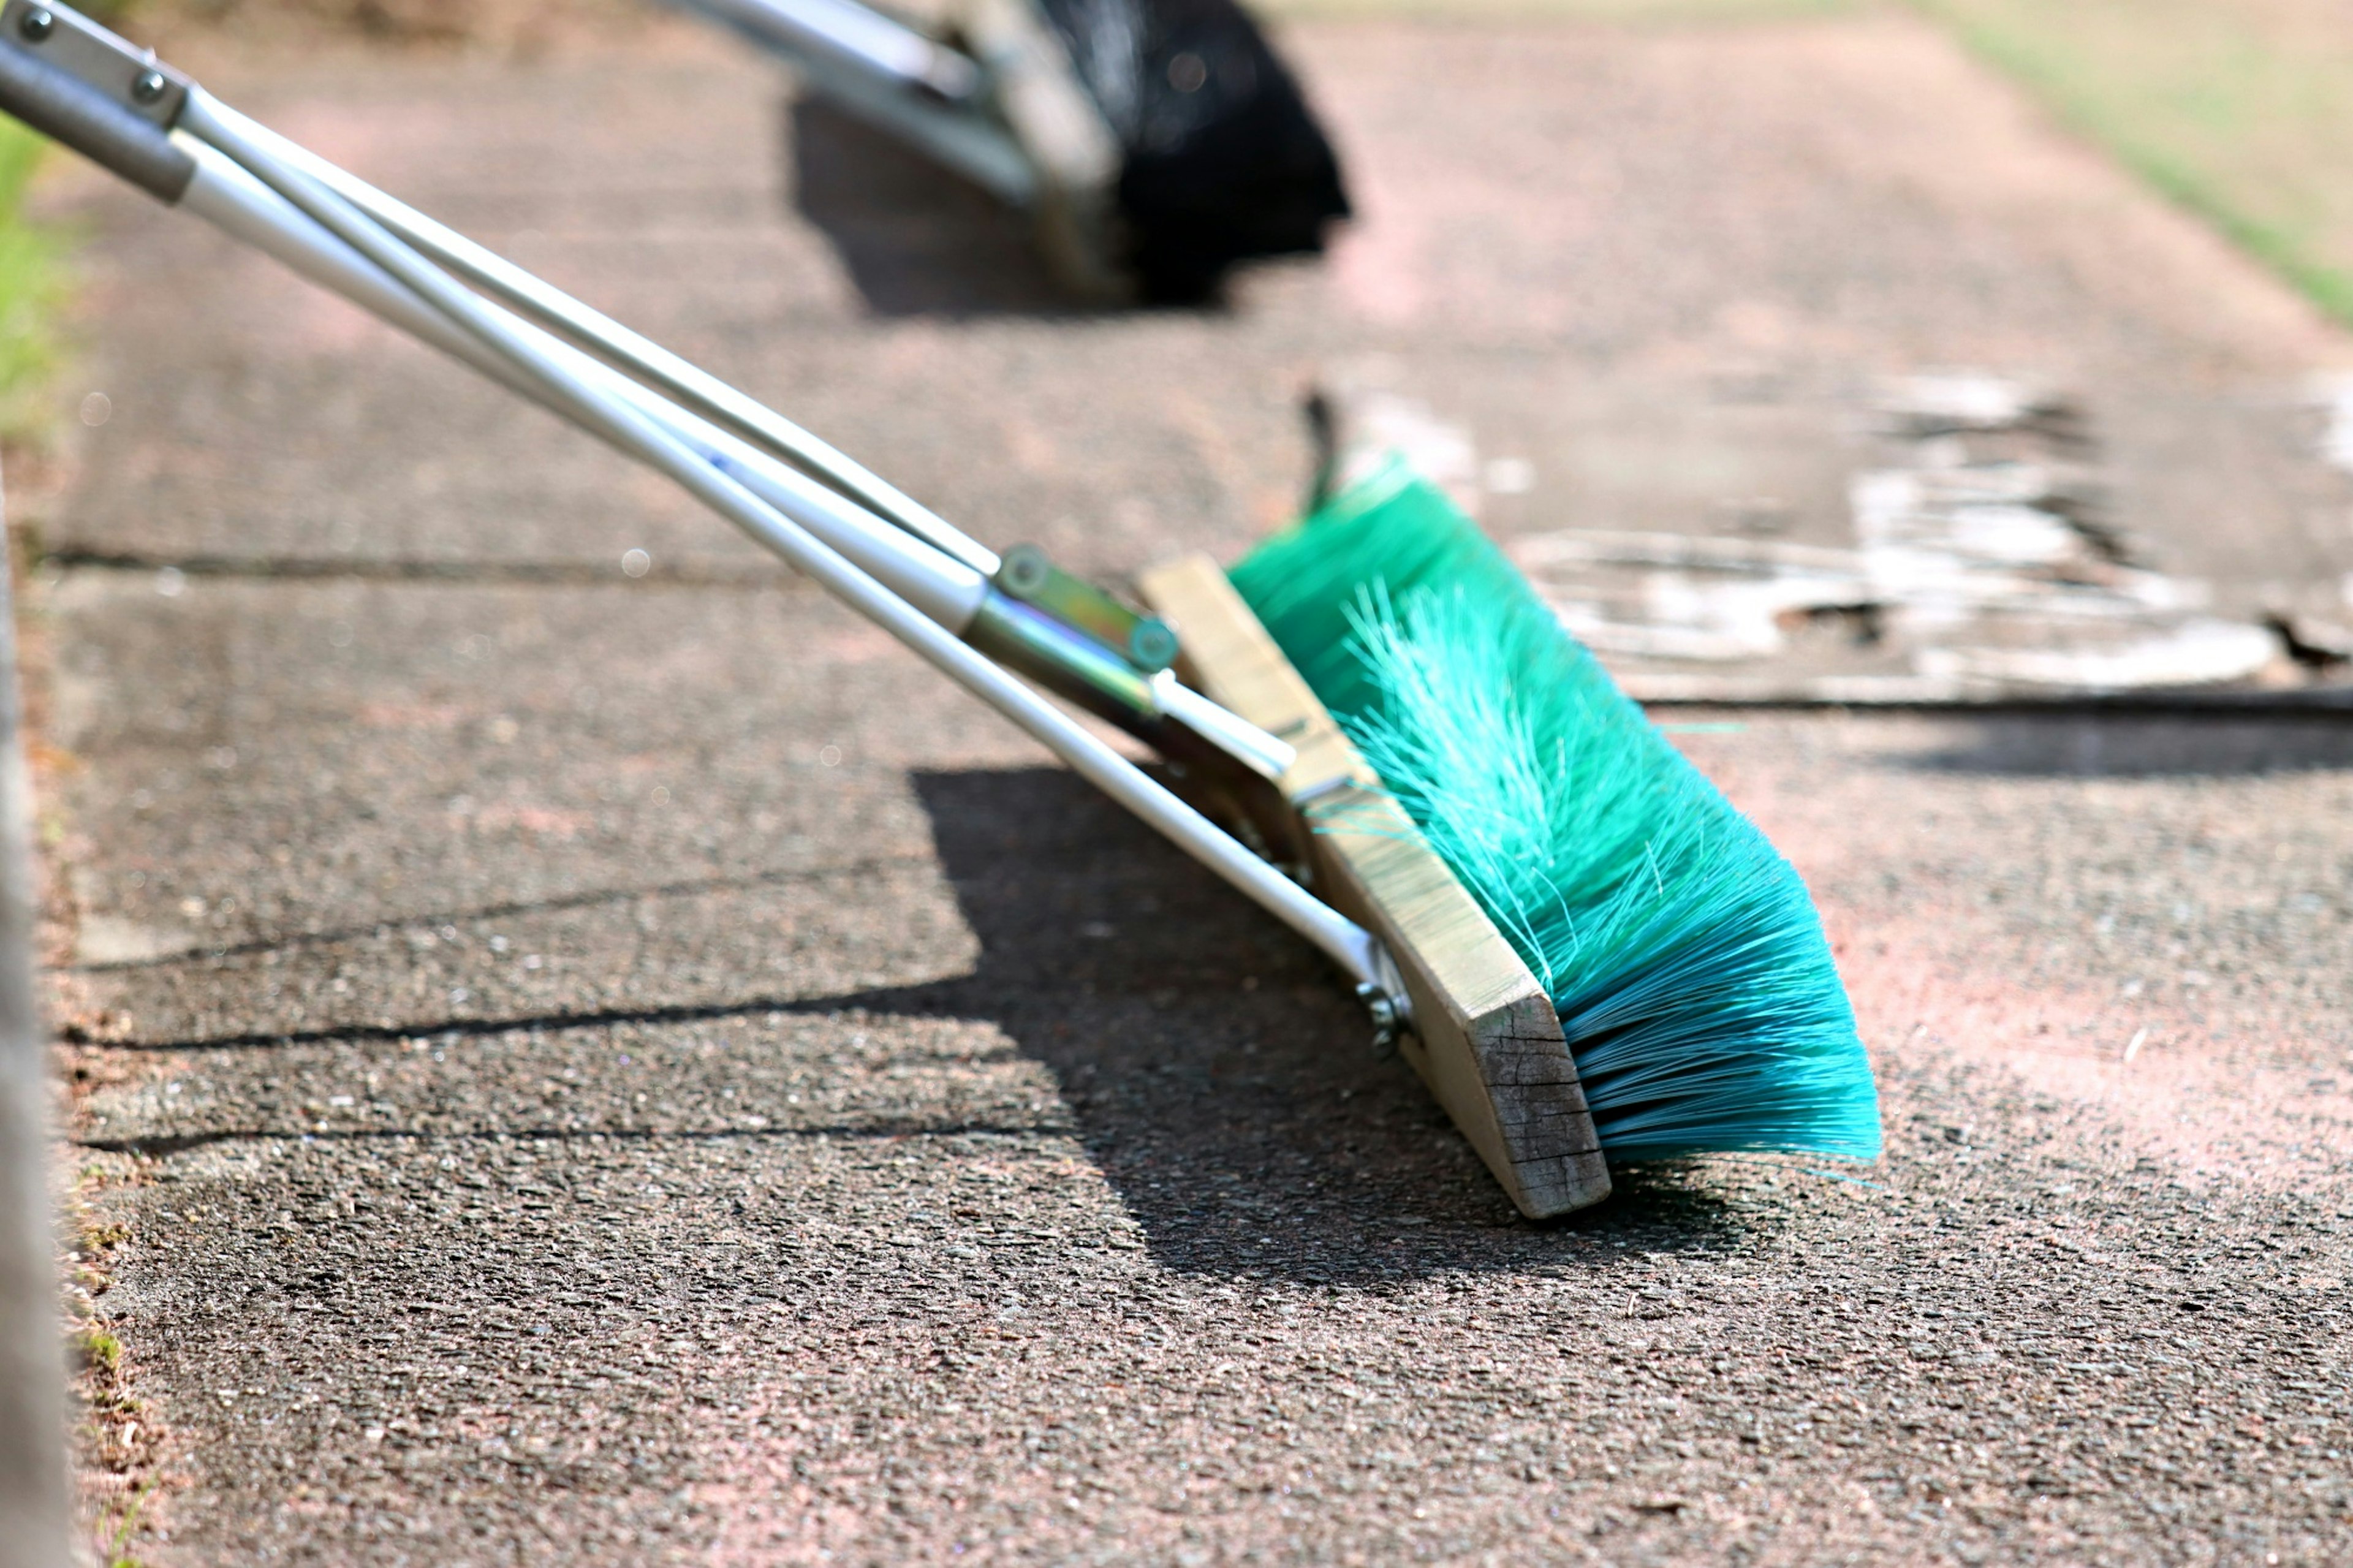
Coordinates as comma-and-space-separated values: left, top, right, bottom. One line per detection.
26, 11, 2353, 1563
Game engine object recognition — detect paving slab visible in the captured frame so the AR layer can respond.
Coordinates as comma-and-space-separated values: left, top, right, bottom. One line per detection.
25, 10, 2353, 1565
48, 18, 2353, 597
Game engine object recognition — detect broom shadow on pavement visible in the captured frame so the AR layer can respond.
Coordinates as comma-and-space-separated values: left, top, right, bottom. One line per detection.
75, 767, 1752, 1285
833, 765, 1751, 1283
789, 99, 1094, 318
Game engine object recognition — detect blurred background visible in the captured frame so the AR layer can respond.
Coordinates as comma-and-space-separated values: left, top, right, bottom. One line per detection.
13, 0, 2353, 697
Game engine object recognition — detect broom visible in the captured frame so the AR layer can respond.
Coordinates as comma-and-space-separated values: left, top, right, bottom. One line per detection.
1, 0, 1877, 1216
664, 0, 1351, 301
1228, 461, 1881, 1162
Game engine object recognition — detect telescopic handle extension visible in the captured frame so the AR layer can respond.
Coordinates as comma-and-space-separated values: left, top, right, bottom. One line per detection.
0, 2, 191, 199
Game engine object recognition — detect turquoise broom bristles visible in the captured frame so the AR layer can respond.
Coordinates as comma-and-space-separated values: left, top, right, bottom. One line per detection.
1229, 462, 1881, 1162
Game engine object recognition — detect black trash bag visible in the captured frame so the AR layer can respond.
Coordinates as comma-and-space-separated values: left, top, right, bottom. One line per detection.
1034, 0, 1351, 300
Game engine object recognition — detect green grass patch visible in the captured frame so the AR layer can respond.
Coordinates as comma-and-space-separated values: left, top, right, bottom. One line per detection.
97, 1477, 157, 1568
1270, 0, 2353, 324
1912, 0, 2353, 324
0, 116, 67, 440
77, 1325, 123, 1376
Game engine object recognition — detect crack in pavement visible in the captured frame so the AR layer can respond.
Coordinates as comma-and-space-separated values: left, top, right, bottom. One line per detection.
42, 550, 797, 589
65, 853, 941, 976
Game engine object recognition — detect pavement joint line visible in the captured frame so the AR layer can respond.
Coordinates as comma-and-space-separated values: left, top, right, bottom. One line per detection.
79, 982, 1001, 1053
74, 1121, 1075, 1156
64, 853, 944, 976
1643, 694, 2353, 716
40, 550, 802, 590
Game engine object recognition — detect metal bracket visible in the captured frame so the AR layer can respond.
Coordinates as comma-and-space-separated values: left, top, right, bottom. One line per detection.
995, 542, 1178, 673
2, 0, 188, 129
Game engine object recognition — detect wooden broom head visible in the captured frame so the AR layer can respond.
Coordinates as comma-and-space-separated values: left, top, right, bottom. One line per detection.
1137, 553, 1613, 1220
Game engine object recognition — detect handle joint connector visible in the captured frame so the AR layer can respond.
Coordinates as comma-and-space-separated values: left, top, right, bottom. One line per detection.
3, 0, 189, 127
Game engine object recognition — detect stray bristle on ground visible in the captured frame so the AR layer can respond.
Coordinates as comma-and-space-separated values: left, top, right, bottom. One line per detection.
1229, 463, 1882, 1161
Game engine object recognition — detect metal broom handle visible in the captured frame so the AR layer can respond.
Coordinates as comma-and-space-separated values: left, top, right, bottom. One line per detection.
0, 0, 1408, 1023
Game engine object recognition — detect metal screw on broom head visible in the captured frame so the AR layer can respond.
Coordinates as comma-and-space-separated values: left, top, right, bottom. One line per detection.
1356, 983, 1402, 1058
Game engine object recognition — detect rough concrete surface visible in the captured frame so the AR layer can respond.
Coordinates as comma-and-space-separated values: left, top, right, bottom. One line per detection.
23, 10, 2353, 1564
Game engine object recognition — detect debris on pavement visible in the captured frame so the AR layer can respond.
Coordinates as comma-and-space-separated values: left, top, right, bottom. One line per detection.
1314, 369, 2351, 706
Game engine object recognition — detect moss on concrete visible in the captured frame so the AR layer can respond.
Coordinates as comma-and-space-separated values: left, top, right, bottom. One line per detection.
0, 119, 65, 441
